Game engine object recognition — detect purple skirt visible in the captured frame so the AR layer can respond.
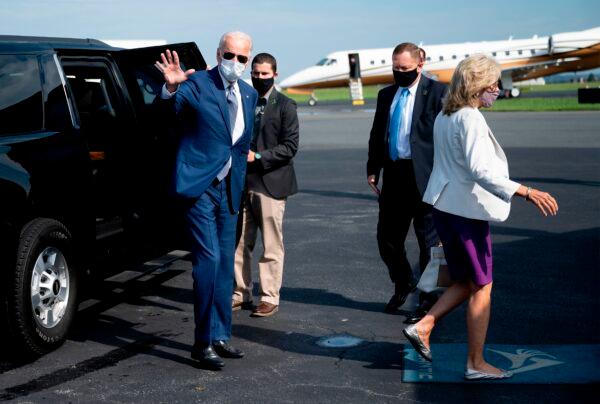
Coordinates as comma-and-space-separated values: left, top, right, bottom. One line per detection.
432, 208, 493, 286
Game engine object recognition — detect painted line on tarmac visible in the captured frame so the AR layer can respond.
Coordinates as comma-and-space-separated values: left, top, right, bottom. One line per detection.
402, 344, 600, 384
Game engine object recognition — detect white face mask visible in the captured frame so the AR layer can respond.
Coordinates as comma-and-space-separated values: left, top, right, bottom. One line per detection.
219, 58, 246, 82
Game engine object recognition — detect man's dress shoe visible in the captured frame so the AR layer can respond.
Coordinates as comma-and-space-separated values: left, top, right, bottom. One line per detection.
191, 345, 225, 369
402, 324, 432, 362
385, 283, 417, 314
464, 368, 513, 380
251, 302, 279, 317
232, 300, 254, 312
212, 340, 245, 358
404, 307, 428, 324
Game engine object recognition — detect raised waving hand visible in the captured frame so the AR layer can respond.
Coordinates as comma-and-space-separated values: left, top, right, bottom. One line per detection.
154, 49, 196, 92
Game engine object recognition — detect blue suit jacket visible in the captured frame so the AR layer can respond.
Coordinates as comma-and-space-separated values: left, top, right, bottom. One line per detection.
168, 67, 258, 213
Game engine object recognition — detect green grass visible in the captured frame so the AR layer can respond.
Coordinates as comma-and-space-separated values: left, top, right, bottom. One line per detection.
285, 86, 600, 111
285, 85, 382, 103
518, 82, 600, 93
485, 97, 600, 111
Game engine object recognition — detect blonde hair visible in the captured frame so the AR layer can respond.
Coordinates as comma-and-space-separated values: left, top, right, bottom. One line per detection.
442, 54, 501, 115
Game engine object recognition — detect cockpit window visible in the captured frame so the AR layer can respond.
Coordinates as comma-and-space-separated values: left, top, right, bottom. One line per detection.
316, 58, 338, 66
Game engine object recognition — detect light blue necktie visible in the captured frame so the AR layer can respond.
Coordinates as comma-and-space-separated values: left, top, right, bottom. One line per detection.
388, 88, 409, 161
217, 84, 238, 181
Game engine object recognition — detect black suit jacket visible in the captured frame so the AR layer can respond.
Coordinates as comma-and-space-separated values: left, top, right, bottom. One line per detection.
249, 89, 299, 199
367, 75, 447, 195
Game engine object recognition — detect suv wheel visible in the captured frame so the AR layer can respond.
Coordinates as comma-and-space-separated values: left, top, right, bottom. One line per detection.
8, 218, 78, 355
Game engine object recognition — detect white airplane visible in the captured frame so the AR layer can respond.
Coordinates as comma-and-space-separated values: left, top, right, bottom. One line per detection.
280, 27, 600, 105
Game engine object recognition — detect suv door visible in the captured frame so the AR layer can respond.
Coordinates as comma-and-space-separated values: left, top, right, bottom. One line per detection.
59, 56, 135, 241
112, 43, 206, 250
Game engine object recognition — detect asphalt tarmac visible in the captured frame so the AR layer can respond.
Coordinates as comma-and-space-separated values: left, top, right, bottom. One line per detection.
1, 108, 599, 403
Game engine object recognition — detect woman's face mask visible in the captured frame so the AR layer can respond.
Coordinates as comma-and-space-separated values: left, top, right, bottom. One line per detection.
479, 88, 500, 108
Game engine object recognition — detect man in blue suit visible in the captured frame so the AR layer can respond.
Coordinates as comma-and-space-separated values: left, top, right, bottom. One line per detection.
155, 31, 258, 369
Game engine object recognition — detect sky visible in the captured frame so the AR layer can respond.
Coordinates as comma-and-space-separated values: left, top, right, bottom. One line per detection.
1, 0, 599, 80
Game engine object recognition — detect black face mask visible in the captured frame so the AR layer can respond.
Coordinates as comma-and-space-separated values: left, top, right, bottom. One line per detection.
393, 68, 418, 87
252, 77, 275, 96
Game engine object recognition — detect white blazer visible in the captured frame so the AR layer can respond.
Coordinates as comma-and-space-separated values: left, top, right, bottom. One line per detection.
423, 107, 521, 222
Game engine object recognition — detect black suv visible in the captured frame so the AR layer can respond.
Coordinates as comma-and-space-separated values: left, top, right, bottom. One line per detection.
0, 36, 206, 356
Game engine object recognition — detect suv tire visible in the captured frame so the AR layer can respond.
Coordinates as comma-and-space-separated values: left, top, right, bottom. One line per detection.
8, 218, 78, 356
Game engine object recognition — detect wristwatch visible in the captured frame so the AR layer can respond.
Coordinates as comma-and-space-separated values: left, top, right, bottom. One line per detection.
255, 152, 262, 160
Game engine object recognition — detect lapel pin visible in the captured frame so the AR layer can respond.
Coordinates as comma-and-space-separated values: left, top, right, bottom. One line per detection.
423, 89, 428, 96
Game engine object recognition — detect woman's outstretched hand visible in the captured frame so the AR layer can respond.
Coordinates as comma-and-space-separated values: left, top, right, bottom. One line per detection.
517, 186, 558, 216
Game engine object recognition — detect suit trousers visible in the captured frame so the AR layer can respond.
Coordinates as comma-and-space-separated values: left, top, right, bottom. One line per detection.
186, 179, 237, 345
233, 190, 286, 305
377, 160, 439, 289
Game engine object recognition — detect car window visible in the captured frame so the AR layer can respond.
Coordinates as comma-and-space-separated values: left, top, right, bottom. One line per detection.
0, 54, 43, 136
41, 54, 74, 131
124, 51, 194, 106
63, 64, 121, 152
133, 63, 166, 105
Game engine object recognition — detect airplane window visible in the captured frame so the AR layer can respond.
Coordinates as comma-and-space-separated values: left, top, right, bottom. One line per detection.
465, 54, 469, 58
327, 59, 337, 66
381, 59, 385, 64
439, 56, 444, 61
518, 50, 523, 55
426, 56, 431, 61
452, 55, 457, 60
531, 50, 536, 55
492, 52, 497, 56
316, 58, 329, 66
370, 60, 374, 65
505, 51, 510, 56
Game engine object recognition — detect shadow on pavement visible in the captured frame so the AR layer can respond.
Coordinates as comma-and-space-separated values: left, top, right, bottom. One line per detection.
233, 323, 406, 370
279, 286, 411, 316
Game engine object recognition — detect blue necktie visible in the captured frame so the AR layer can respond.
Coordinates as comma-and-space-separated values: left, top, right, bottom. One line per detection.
217, 84, 238, 181
389, 88, 409, 161
226, 84, 238, 132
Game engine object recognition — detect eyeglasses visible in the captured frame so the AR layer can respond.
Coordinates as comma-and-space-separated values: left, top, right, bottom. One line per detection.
222, 52, 248, 64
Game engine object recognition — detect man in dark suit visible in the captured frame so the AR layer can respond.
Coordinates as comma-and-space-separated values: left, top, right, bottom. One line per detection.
367, 42, 446, 317
155, 31, 258, 369
233, 53, 299, 317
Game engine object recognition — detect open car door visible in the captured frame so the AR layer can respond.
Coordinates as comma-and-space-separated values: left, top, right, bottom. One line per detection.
111, 42, 207, 251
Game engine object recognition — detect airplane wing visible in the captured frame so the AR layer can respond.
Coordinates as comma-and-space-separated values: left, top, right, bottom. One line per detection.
502, 49, 600, 82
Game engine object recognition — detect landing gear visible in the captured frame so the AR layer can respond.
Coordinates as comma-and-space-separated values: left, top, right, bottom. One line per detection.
308, 93, 318, 106
499, 88, 521, 99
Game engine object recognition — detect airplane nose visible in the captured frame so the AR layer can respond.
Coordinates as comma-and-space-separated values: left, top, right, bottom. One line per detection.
279, 73, 301, 89
279, 66, 322, 88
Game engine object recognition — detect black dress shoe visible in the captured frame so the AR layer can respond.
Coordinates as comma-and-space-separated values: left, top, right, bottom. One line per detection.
191, 345, 224, 369
384, 282, 417, 314
404, 307, 428, 324
212, 340, 245, 359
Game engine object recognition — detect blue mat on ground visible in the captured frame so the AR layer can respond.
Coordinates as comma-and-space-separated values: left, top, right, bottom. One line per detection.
402, 344, 600, 384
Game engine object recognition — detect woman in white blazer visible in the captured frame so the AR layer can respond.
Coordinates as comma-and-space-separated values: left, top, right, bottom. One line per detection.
402, 54, 558, 380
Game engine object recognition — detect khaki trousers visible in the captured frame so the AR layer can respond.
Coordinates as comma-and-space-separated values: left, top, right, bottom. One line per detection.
233, 190, 286, 305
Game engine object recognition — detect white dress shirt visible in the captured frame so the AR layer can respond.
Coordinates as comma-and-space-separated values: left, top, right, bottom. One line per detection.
161, 70, 245, 181
389, 76, 420, 159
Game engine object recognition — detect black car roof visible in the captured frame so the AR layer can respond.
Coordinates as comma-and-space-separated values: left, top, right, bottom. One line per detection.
0, 35, 118, 53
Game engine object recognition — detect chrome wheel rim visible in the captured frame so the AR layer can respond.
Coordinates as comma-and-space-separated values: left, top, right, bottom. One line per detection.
30, 247, 70, 329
